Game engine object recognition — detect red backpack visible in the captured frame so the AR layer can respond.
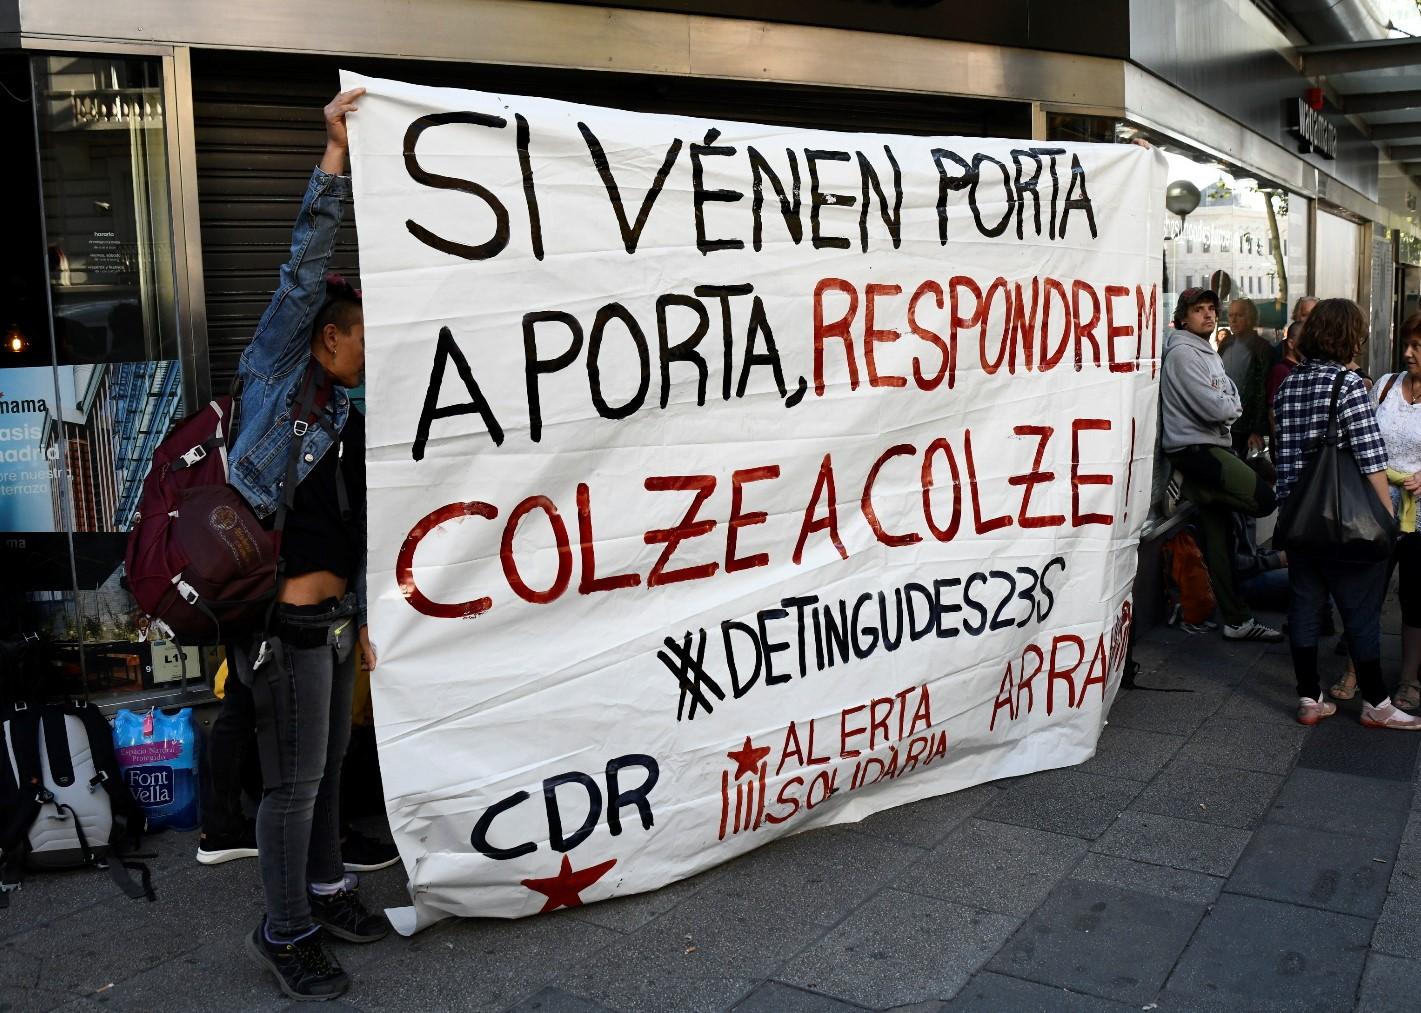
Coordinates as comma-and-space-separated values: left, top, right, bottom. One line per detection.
123, 395, 279, 645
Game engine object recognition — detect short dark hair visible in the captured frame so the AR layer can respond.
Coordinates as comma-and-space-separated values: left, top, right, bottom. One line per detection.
1297, 298, 1365, 365
311, 272, 362, 344
1401, 311, 1421, 347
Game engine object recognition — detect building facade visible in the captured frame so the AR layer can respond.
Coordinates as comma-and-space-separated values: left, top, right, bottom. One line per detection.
4, 0, 1420, 700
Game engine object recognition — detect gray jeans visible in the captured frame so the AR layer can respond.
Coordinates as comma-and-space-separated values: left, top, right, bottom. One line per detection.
236, 595, 356, 936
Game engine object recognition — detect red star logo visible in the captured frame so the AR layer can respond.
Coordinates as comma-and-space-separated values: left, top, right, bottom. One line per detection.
726, 736, 771, 780
520, 855, 617, 913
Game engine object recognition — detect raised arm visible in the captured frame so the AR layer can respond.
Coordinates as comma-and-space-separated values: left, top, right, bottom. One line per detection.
237, 88, 365, 384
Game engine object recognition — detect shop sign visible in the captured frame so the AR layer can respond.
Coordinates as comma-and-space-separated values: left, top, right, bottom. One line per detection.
1287, 96, 1337, 159
346, 72, 1166, 932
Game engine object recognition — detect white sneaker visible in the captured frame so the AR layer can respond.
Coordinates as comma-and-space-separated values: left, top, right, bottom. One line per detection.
1223, 618, 1283, 642
1361, 698, 1421, 730
1296, 696, 1337, 726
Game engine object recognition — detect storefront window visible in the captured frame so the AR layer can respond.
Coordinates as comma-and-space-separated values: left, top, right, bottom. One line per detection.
1314, 208, 1361, 304
1161, 154, 1297, 339
1400, 234, 1421, 356
3, 54, 194, 703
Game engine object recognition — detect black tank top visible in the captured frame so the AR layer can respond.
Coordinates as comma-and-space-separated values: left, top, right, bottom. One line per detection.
273, 405, 365, 580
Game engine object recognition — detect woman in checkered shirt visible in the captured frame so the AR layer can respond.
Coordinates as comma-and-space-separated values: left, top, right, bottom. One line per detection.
1272, 299, 1421, 729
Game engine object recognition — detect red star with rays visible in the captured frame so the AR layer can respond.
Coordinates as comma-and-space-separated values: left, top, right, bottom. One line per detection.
520, 856, 617, 913
726, 735, 771, 780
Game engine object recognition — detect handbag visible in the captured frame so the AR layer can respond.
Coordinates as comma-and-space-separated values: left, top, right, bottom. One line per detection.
1275, 371, 1398, 561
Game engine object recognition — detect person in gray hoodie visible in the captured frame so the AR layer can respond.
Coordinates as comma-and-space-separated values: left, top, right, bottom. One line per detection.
1161, 287, 1282, 642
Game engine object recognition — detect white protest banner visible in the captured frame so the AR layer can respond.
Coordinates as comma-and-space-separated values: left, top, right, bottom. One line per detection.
344, 71, 1165, 933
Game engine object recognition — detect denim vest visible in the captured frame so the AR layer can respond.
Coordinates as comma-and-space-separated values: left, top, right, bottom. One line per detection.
228, 167, 365, 623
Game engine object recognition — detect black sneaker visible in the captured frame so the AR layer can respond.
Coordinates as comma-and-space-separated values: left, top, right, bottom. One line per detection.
197, 825, 258, 865
310, 886, 390, 943
245, 924, 349, 1001
341, 830, 400, 873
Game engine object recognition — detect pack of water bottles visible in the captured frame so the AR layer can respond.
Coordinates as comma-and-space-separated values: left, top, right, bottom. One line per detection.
113, 708, 201, 831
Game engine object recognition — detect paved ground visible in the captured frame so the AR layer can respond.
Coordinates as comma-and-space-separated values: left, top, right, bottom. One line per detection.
6, 603, 1421, 1013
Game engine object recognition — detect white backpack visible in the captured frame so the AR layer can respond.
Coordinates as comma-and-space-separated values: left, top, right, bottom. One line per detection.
0, 700, 153, 906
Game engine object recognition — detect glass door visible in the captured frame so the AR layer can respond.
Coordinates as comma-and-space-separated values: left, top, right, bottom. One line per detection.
3, 54, 199, 703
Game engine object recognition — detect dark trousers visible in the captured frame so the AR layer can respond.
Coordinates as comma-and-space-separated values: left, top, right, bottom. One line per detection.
1397, 533, 1421, 628
201, 670, 261, 839
1287, 548, 1388, 705
1168, 444, 1277, 626
236, 596, 357, 937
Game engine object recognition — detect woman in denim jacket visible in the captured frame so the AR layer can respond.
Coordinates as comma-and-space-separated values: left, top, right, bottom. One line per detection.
229, 88, 390, 1002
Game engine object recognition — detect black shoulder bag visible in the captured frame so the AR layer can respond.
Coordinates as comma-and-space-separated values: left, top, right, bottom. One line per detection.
1275, 371, 1398, 562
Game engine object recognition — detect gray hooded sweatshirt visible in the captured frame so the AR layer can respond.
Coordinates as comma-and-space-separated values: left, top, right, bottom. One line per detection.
1160, 327, 1241, 452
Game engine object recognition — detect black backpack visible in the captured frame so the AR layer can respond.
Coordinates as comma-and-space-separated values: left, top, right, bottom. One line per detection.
0, 699, 155, 907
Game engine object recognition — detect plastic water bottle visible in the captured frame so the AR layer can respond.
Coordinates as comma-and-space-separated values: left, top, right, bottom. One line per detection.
113, 707, 201, 831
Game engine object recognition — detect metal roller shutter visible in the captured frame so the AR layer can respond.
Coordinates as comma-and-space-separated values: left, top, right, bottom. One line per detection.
192, 50, 1027, 393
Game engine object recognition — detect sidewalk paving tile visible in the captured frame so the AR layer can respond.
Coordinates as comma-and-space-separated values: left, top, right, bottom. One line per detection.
350, 910, 620, 1013
10, 868, 265, 996
975, 768, 1144, 841
1089, 811, 1252, 877
1215, 680, 1300, 725
0, 986, 89, 1013
778, 889, 1017, 1009
508, 986, 616, 1011
1100, 687, 1223, 737
1161, 893, 1371, 1011
1266, 768, 1411, 843
568, 866, 721, 933
1177, 715, 1310, 775
1128, 759, 1284, 830
1075, 725, 1186, 782
942, 972, 1137, 1011
707, 826, 924, 928
986, 878, 1206, 1005
0, 832, 209, 944
1356, 952, 1421, 1013
597, 884, 829, 978
731, 981, 867, 1011
894, 819, 1088, 917
1372, 886, 1421, 960
1294, 713, 1421, 782
83, 938, 293, 1013
1225, 822, 1394, 918
0, 938, 46, 990
1070, 853, 1225, 906
851, 783, 1002, 848
554, 944, 756, 1013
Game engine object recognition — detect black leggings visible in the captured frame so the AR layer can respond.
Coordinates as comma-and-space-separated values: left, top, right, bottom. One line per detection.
1398, 533, 1421, 628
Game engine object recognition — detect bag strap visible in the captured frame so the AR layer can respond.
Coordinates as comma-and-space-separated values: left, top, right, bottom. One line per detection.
1323, 369, 1348, 447
0, 707, 44, 871
40, 707, 75, 790
1379, 372, 1401, 406
253, 362, 328, 639
73, 702, 146, 832
71, 702, 154, 901
229, 372, 246, 445
273, 360, 353, 545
